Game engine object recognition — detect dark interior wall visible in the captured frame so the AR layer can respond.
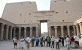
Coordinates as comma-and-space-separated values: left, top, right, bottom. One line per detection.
3, 25, 6, 40
8, 27, 10, 40
32, 27, 36, 37
15, 28, 19, 39
21, 27, 24, 37
57, 26, 61, 37
64, 26, 67, 37
27, 27, 30, 37
70, 26, 73, 37
51, 26, 55, 36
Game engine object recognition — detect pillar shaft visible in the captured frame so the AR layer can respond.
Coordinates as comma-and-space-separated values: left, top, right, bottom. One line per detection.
67, 26, 70, 37
73, 26, 76, 36
76, 25, 80, 37
61, 26, 64, 37
10, 27, 13, 40
19, 27, 21, 39
55, 26, 58, 37
24, 27, 27, 38
79, 23, 82, 37
6, 26, 9, 40
36, 27, 38, 37
30, 27, 32, 37
49, 27, 51, 37
1, 24, 4, 40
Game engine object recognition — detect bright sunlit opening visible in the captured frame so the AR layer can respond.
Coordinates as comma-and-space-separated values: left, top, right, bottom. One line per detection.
41, 22, 48, 33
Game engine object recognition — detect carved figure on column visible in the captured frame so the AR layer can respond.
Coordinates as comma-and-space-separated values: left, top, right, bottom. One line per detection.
54, 26, 58, 37
67, 25, 70, 37
24, 27, 27, 38
36, 27, 38, 37
19, 27, 21, 39
49, 26, 51, 37
61, 26, 64, 37
30, 27, 33, 37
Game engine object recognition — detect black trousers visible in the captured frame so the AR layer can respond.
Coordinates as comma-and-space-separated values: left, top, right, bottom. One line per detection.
32, 42, 34, 47
48, 42, 51, 47
75, 41, 79, 46
62, 41, 64, 46
36, 42, 38, 47
51, 41, 54, 48
56, 42, 59, 49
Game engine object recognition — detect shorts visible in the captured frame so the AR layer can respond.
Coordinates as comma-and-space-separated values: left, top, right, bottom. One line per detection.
14, 42, 17, 46
67, 44, 70, 49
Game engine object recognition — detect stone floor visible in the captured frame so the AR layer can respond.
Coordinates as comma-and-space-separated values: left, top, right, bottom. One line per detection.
0, 39, 82, 50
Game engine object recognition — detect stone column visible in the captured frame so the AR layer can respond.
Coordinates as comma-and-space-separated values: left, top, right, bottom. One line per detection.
49, 26, 51, 37
6, 25, 9, 40
61, 26, 64, 37
79, 23, 82, 38
73, 26, 76, 36
76, 25, 80, 37
19, 27, 21, 39
1, 24, 4, 40
10, 27, 13, 40
67, 25, 70, 37
24, 27, 27, 38
13, 27, 16, 37
54, 26, 58, 37
36, 27, 38, 37
30, 27, 32, 37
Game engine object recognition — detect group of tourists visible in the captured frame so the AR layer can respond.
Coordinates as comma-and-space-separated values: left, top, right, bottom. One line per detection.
13, 35, 80, 50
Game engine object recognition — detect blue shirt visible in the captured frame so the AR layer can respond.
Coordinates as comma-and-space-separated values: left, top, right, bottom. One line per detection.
36, 38, 39, 42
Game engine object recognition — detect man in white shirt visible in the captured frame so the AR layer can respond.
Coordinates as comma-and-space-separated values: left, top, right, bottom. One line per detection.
55, 36, 60, 50
74, 36, 79, 48
26, 36, 31, 50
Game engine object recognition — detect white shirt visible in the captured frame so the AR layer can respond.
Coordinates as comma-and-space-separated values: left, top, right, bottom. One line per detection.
13, 38, 15, 40
66, 37, 70, 44
55, 38, 59, 42
20, 39, 24, 42
26, 37, 31, 42
74, 36, 79, 41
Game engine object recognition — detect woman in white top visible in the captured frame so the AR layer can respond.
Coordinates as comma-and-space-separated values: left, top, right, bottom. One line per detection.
20, 37, 25, 49
14, 37, 18, 49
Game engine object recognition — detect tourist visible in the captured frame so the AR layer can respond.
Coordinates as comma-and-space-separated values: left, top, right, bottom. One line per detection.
31, 37, 35, 47
55, 36, 60, 50
66, 35, 70, 50
46, 36, 48, 47
70, 36, 75, 47
61, 36, 64, 47
51, 36, 55, 48
59, 35, 62, 47
48, 37, 51, 47
20, 36, 25, 49
36, 37, 39, 47
74, 36, 79, 48
13, 37, 15, 42
14, 37, 18, 49
26, 36, 31, 50
40, 37, 43, 47
43, 37, 46, 46
19, 38, 21, 49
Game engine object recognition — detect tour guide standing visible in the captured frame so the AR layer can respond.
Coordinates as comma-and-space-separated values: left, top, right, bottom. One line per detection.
26, 36, 31, 50
66, 35, 70, 50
